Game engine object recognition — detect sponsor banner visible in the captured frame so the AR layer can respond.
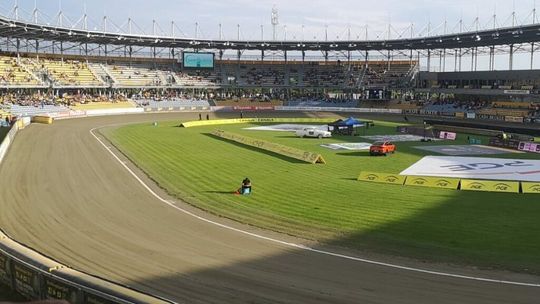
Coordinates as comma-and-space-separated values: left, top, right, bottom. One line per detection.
321, 143, 372, 151
181, 118, 335, 128
413, 145, 516, 156
233, 106, 275, 111
13, 262, 39, 298
489, 138, 521, 150
211, 106, 234, 112
505, 116, 524, 123
504, 89, 530, 95
211, 130, 326, 164
461, 179, 520, 193
439, 131, 457, 140
358, 171, 406, 185
245, 124, 327, 132
405, 176, 460, 189
32, 116, 53, 124
361, 134, 440, 142
275, 106, 402, 114
518, 142, 540, 154
45, 277, 79, 302
466, 112, 476, 119
522, 182, 540, 194
401, 156, 540, 182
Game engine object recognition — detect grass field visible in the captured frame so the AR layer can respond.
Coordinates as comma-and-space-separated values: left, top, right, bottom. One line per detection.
103, 120, 540, 274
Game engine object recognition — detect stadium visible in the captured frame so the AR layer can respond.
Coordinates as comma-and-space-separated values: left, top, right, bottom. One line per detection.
0, 0, 540, 303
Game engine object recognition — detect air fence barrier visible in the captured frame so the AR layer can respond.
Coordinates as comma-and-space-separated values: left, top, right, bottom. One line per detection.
0, 117, 176, 303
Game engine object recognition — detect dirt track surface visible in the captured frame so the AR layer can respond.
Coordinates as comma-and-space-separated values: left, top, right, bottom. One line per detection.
0, 113, 539, 304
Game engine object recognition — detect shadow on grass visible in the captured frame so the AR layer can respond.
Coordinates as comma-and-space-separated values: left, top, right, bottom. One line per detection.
126, 189, 540, 304
203, 133, 311, 165
339, 177, 360, 182
336, 151, 372, 157
204, 190, 237, 195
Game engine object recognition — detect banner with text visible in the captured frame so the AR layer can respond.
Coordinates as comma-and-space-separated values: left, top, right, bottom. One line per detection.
358, 171, 407, 185
518, 142, 540, 154
461, 179, 520, 193
400, 156, 540, 182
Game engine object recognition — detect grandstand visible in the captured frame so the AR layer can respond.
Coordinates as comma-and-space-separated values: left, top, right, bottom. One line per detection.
0, 56, 43, 87
0, 6, 538, 122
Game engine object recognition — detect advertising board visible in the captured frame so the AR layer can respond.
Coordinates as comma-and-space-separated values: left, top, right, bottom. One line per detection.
400, 156, 540, 182
518, 142, 540, 154
522, 182, 540, 194
404, 176, 460, 189
461, 180, 520, 193
45, 277, 79, 302
439, 131, 457, 140
489, 138, 521, 150
358, 172, 407, 185
13, 262, 40, 298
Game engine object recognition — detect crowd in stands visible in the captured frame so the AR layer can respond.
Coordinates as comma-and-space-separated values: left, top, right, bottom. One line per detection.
0, 91, 127, 108
0, 53, 420, 91
0, 57, 41, 86
423, 99, 489, 113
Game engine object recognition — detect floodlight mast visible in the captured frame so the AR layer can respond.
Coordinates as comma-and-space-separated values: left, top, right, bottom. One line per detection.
271, 6, 279, 41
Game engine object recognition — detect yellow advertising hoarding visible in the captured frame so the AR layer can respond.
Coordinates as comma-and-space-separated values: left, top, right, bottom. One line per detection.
405, 176, 460, 190
357, 172, 407, 185
461, 180, 520, 193
182, 118, 335, 128
521, 182, 540, 194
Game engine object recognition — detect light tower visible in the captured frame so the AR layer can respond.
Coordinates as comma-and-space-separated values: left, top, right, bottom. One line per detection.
271, 6, 279, 41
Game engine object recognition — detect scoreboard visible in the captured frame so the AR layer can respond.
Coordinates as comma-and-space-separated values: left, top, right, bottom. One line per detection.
182, 52, 215, 69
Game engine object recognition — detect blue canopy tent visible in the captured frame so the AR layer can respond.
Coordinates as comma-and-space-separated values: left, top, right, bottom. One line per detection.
328, 117, 370, 136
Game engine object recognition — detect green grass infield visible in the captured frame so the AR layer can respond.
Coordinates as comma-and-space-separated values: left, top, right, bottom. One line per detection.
102, 119, 540, 274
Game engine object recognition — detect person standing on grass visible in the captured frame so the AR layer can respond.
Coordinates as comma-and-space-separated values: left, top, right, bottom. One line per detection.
199, 113, 202, 120
206, 114, 210, 120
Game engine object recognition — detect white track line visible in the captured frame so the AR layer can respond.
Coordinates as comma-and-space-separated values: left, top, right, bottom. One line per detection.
90, 127, 540, 288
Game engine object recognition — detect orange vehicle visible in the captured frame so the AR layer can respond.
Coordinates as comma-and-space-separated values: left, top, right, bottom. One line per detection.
369, 141, 396, 156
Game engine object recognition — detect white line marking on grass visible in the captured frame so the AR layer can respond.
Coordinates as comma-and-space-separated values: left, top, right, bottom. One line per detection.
90, 127, 540, 288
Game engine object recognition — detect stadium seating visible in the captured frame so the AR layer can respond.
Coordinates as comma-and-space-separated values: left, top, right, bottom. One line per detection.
362, 61, 416, 88
108, 62, 167, 87
0, 56, 42, 86
34, 58, 105, 87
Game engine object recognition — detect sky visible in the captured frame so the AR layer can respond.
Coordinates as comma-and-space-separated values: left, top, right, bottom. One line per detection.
1, 0, 538, 41
1, 0, 539, 70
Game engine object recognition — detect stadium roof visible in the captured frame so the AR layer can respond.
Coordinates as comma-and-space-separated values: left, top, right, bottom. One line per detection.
1, 15, 540, 52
